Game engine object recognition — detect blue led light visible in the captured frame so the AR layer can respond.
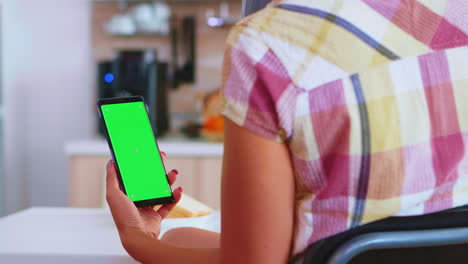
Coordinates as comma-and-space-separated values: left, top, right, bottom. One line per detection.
104, 73, 114, 83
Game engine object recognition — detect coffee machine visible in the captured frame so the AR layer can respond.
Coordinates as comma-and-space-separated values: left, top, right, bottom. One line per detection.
96, 15, 196, 137
97, 49, 170, 137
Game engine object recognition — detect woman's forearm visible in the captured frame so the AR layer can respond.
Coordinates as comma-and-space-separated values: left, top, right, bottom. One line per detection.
121, 229, 220, 264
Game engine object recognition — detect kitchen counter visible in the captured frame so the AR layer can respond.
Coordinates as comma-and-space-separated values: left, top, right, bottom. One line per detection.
66, 137, 223, 209
65, 138, 224, 158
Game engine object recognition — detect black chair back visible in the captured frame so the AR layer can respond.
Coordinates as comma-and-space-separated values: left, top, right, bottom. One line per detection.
241, 0, 271, 16
298, 205, 468, 264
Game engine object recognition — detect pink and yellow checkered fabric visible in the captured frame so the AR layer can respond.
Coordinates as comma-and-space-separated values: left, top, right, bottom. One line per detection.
221, 0, 468, 258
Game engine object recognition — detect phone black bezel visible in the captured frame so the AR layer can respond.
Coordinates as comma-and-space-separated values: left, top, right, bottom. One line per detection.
97, 96, 175, 207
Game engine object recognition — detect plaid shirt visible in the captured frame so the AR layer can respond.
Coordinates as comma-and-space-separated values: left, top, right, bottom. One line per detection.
221, 0, 468, 259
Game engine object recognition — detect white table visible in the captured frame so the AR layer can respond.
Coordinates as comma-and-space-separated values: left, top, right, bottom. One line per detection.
0, 207, 220, 264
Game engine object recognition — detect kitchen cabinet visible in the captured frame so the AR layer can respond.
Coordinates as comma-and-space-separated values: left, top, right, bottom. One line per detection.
66, 140, 223, 210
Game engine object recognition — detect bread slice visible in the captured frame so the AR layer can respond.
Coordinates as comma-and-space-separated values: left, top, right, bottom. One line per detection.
157, 194, 213, 218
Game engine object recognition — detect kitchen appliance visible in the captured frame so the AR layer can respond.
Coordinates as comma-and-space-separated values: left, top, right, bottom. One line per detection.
96, 15, 196, 137
97, 50, 170, 137
171, 15, 196, 88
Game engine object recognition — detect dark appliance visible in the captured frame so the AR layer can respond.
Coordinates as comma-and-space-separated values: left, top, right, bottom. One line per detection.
96, 16, 197, 137
97, 50, 170, 137
171, 15, 196, 88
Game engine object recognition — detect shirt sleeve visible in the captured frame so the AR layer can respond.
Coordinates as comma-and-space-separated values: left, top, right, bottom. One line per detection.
221, 26, 295, 142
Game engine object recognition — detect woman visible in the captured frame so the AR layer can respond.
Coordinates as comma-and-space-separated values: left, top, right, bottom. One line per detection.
106, 0, 468, 263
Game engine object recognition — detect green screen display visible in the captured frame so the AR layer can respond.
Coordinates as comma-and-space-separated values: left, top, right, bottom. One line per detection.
101, 101, 171, 202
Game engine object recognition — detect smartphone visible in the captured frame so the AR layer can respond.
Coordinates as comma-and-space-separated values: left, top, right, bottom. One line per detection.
97, 96, 174, 207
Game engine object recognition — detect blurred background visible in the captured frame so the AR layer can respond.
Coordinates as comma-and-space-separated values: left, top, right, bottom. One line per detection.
0, 0, 244, 217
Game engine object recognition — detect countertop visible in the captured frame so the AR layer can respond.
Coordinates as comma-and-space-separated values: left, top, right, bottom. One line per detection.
65, 138, 224, 158
0, 207, 220, 264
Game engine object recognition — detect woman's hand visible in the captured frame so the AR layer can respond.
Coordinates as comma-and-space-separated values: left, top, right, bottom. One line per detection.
105, 152, 183, 243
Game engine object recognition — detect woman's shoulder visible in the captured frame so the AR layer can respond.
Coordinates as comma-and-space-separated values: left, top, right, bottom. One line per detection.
226, 0, 393, 90
229, 0, 467, 91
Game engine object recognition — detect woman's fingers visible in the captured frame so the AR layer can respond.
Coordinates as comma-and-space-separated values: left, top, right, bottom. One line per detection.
106, 160, 120, 194
157, 187, 183, 219
161, 151, 179, 186
106, 159, 129, 205
167, 169, 178, 186
106, 157, 180, 219
106, 159, 137, 231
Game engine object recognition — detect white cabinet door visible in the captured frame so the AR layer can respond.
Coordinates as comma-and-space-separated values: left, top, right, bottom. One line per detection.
69, 156, 108, 208
163, 158, 198, 199
196, 158, 222, 210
